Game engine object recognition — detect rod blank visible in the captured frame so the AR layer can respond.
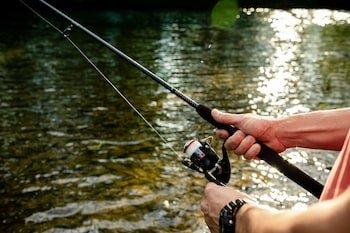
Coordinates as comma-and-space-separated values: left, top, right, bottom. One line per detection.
33, 0, 324, 198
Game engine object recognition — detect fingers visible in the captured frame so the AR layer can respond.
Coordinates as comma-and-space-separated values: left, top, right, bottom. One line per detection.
201, 183, 255, 233
224, 132, 261, 159
201, 183, 223, 233
224, 130, 246, 150
204, 216, 217, 233
201, 199, 216, 233
200, 199, 208, 213
245, 143, 261, 159
215, 129, 229, 139
212, 109, 266, 159
235, 135, 256, 155
212, 109, 244, 126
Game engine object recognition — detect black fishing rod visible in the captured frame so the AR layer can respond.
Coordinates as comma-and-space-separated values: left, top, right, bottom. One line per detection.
25, 0, 323, 198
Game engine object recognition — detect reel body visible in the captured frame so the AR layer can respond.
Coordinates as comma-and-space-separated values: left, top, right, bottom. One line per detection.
182, 139, 231, 185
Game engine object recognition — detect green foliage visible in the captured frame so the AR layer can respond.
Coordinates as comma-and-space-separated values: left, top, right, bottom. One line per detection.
211, 0, 239, 29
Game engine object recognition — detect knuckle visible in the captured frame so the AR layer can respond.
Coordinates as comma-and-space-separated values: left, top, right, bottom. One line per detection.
225, 130, 247, 150
231, 131, 245, 143
252, 143, 261, 156
216, 129, 228, 139
217, 112, 226, 121
228, 142, 236, 150
235, 145, 245, 155
204, 182, 215, 193
235, 130, 245, 139
246, 135, 256, 144
243, 153, 252, 160
235, 139, 251, 155
245, 149, 255, 159
225, 137, 238, 150
246, 143, 261, 159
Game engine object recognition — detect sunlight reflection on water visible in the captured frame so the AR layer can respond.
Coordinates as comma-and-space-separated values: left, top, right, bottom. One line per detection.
0, 7, 349, 233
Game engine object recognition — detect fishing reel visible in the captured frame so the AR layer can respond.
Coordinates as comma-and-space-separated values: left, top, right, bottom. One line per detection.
182, 137, 231, 185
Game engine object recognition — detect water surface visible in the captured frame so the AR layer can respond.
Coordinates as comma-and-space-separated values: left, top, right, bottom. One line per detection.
1, 8, 350, 232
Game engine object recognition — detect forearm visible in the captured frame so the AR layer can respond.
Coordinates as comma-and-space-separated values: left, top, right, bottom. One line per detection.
237, 188, 350, 233
287, 188, 350, 233
276, 108, 350, 150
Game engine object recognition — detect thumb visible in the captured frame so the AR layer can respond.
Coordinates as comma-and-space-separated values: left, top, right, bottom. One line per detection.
211, 109, 244, 127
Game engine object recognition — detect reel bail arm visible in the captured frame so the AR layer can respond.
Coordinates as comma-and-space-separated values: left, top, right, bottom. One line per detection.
26, 0, 324, 199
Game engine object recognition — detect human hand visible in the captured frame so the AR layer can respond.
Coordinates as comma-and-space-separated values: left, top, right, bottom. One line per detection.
212, 109, 286, 159
201, 183, 279, 233
200, 183, 255, 233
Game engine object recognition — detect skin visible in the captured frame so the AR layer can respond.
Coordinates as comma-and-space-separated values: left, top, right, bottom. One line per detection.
201, 108, 350, 233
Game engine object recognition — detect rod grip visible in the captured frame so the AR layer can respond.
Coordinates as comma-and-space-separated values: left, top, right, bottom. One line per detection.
196, 104, 324, 198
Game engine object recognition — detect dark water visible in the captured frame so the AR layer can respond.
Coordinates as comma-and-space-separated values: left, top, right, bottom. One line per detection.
1, 8, 350, 232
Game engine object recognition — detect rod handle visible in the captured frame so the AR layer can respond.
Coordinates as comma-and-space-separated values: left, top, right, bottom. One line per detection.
196, 104, 324, 198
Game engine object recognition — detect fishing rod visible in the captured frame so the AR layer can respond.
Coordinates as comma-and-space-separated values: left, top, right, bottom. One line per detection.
21, 0, 324, 198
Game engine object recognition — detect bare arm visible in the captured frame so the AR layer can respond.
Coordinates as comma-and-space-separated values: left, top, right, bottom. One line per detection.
238, 187, 350, 233
212, 108, 350, 158
276, 108, 350, 151
201, 183, 350, 233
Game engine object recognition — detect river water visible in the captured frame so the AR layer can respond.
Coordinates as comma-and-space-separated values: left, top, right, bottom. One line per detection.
1, 8, 350, 233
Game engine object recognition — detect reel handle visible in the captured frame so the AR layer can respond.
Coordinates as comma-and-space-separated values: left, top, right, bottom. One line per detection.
196, 104, 324, 198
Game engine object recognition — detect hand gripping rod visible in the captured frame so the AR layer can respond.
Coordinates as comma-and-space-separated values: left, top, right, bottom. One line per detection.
36, 0, 324, 198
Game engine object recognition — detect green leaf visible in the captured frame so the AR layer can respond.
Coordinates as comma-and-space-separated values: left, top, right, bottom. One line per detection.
211, 0, 239, 29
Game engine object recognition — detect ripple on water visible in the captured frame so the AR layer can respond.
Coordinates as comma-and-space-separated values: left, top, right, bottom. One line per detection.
22, 186, 52, 193
80, 139, 145, 146
43, 210, 178, 233
51, 174, 122, 187
25, 194, 159, 224
47, 131, 69, 137
2, 8, 350, 233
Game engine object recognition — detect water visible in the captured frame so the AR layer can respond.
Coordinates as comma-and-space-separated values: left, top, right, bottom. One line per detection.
1, 8, 350, 232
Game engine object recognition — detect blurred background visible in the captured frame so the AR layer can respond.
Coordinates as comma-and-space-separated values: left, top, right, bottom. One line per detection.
1, 0, 350, 232
2, 0, 350, 11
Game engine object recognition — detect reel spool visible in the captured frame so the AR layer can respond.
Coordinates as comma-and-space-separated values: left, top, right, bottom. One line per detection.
182, 138, 231, 185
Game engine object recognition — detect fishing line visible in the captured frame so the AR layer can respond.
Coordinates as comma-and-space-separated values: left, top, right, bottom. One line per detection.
38, 0, 199, 109
20, 0, 324, 197
19, 0, 180, 158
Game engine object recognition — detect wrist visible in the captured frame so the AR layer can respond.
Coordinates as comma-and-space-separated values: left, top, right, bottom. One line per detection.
235, 204, 261, 233
236, 204, 295, 233
274, 116, 295, 149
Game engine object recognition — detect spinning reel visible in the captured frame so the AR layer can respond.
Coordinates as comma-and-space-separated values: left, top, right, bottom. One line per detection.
182, 137, 231, 186
23, 0, 323, 198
